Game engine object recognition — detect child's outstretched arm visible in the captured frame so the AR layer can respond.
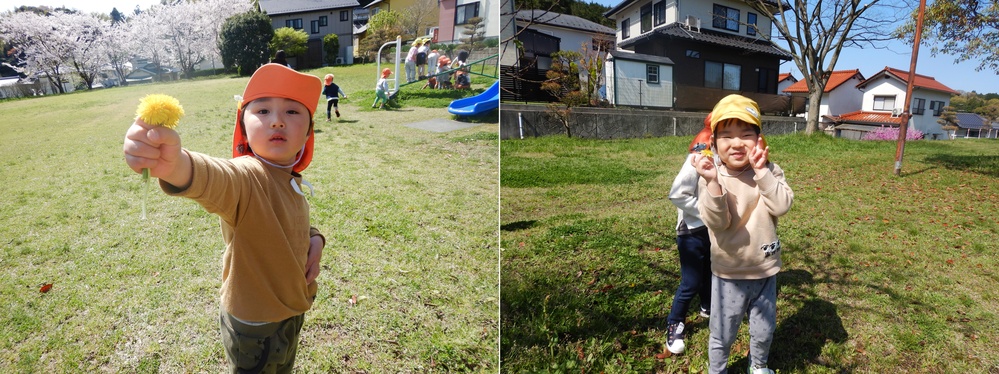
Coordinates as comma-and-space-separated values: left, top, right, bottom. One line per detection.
123, 119, 193, 190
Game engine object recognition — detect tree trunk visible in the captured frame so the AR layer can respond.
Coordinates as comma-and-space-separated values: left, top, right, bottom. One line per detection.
805, 89, 823, 134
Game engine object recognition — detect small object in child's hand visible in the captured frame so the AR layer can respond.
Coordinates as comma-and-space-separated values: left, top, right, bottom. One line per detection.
136, 94, 184, 129
700, 149, 714, 158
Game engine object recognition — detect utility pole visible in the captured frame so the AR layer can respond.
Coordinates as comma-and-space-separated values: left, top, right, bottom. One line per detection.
895, 0, 927, 176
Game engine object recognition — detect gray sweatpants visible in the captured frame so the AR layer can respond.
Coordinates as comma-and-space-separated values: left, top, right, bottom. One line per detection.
707, 274, 777, 373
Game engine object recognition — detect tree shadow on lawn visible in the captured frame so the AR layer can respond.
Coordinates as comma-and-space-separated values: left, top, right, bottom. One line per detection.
923, 154, 999, 178
764, 269, 851, 373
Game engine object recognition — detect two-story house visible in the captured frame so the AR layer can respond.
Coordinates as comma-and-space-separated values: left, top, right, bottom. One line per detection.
259, 0, 360, 68
832, 67, 958, 140
604, 0, 792, 112
501, 9, 615, 102
783, 69, 865, 124
438, 0, 499, 44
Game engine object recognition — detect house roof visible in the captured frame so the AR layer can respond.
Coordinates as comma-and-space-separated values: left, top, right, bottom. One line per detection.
954, 112, 994, 129
516, 9, 615, 36
831, 110, 904, 126
609, 50, 674, 65
604, 0, 790, 18
778, 73, 796, 83
782, 69, 863, 94
260, 0, 360, 15
856, 66, 959, 95
618, 23, 792, 59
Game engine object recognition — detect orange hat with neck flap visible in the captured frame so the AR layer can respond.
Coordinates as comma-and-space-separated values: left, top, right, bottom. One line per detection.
234, 63, 322, 173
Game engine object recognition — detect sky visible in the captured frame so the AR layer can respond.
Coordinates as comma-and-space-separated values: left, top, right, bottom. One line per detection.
0, 0, 162, 15
582, 0, 999, 94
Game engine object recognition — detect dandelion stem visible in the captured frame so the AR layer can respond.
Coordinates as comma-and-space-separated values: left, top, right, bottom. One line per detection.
141, 168, 149, 219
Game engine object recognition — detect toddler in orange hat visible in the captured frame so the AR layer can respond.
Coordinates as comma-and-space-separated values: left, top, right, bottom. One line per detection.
123, 63, 327, 372
372, 68, 392, 109
690, 94, 793, 374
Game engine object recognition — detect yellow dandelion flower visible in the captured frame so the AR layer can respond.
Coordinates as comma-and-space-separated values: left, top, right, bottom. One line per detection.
136, 94, 184, 129
700, 149, 714, 158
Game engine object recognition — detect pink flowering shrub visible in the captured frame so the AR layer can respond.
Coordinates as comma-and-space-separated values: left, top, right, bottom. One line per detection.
862, 126, 924, 141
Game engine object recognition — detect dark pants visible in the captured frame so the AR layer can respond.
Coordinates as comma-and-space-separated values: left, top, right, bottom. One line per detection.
667, 227, 712, 325
220, 311, 305, 374
325, 98, 339, 117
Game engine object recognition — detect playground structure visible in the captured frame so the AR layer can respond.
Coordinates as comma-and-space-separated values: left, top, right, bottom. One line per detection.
376, 36, 498, 96
448, 81, 499, 116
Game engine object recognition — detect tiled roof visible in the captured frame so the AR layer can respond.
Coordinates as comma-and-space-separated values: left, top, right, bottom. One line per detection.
605, 0, 789, 17
783, 69, 863, 93
608, 50, 674, 65
857, 66, 959, 95
516, 10, 615, 35
619, 23, 792, 59
778, 73, 796, 83
259, 0, 360, 15
954, 112, 994, 129
832, 110, 904, 126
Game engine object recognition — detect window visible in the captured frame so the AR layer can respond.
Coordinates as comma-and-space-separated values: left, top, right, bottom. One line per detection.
455, 2, 480, 25
873, 95, 896, 111
930, 100, 946, 116
340, 10, 349, 21
286, 18, 303, 29
653, 1, 666, 26
320, 16, 328, 26
747, 13, 758, 36
912, 98, 926, 115
311, 20, 320, 34
685, 49, 700, 58
705, 61, 741, 90
757, 67, 776, 93
621, 18, 631, 39
640, 4, 652, 33
712, 4, 740, 32
647, 64, 660, 84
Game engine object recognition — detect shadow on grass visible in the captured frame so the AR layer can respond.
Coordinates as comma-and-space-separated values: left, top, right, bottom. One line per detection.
500, 220, 537, 231
923, 154, 999, 178
769, 269, 850, 372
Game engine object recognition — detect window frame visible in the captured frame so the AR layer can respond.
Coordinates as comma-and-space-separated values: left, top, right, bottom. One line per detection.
455, 2, 480, 25
712, 4, 740, 32
747, 12, 758, 36
320, 15, 328, 26
647, 64, 660, 84
705, 61, 741, 91
640, 4, 652, 33
653, 1, 666, 27
311, 20, 320, 34
621, 18, 631, 39
340, 10, 349, 22
911, 97, 926, 115
286, 18, 303, 30
873, 95, 897, 111
930, 100, 946, 116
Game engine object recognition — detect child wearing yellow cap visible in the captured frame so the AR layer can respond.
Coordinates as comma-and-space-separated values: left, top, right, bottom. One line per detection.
123, 63, 326, 372
690, 94, 794, 374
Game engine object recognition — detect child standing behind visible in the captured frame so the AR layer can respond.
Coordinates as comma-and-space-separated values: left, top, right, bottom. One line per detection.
664, 115, 714, 355
323, 74, 347, 121
691, 94, 794, 374
122, 63, 327, 372
372, 68, 392, 109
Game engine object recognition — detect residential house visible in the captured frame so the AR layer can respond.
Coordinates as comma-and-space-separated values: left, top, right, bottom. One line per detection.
776, 72, 796, 94
259, 0, 360, 68
604, 0, 793, 112
783, 69, 865, 124
604, 50, 674, 108
438, 0, 499, 44
832, 67, 958, 140
501, 9, 615, 102
954, 113, 998, 139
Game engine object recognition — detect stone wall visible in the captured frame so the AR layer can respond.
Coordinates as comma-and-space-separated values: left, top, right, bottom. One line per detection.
501, 103, 808, 139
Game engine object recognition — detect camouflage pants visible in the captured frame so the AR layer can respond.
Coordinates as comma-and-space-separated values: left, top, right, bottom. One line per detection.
220, 311, 305, 374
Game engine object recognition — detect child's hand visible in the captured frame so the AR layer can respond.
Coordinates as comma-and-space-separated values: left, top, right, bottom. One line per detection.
123, 119, 189, 186
305, 235, 325, 285
749, 137, 769, 171
691, 152, 717, 182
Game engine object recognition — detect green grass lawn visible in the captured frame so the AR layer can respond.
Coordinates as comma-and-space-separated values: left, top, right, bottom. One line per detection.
500, 134, 999, 373
0, 63, 498, 372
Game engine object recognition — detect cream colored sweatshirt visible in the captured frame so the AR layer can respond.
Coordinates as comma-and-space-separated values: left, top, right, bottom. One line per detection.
697, 162, 794, 280
162, 151, 319, 322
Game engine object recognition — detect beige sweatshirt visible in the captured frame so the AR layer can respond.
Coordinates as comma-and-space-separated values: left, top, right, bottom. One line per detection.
162, 151, 319, 322
697, 162, 794, 280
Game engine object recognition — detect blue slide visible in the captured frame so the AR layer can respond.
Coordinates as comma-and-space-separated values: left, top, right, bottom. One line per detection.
448, 81, 499, 116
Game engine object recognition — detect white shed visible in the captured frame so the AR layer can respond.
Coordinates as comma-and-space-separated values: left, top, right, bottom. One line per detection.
605, 50, 674, 108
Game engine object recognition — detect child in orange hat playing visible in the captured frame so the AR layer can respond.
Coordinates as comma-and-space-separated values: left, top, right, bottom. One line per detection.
123, 63, 326, 372
691, 94, 793, 374
372, 68, 392, 109
323, 73, 347, 121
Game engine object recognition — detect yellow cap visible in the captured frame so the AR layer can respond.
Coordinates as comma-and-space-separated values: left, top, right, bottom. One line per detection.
709, 94, 761, 131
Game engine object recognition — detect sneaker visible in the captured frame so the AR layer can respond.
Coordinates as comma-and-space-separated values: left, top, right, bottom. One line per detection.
750, 367, 775, 374
666, 322, 685, 354
335, 110, 340, 118
699, 307, 710, 319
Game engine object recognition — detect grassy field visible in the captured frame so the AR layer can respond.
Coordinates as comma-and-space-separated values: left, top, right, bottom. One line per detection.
0, 63, 499, 372
500, 134, 999, 373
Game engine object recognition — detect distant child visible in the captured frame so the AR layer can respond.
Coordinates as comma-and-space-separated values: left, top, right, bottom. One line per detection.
372, 68, 392, 109
427, 49, 440, 76
691, 94, 794, 374
416, 38, 430, 78
405, 39, 421, 83
122, 63, 327, 372
664, 114, 714, 355
323, 74, 347, 121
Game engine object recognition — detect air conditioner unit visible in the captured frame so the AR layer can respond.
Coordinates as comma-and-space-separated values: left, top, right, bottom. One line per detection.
335, 57, 344, 65
684, 15, 701, 33
891, 108, 903, 117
